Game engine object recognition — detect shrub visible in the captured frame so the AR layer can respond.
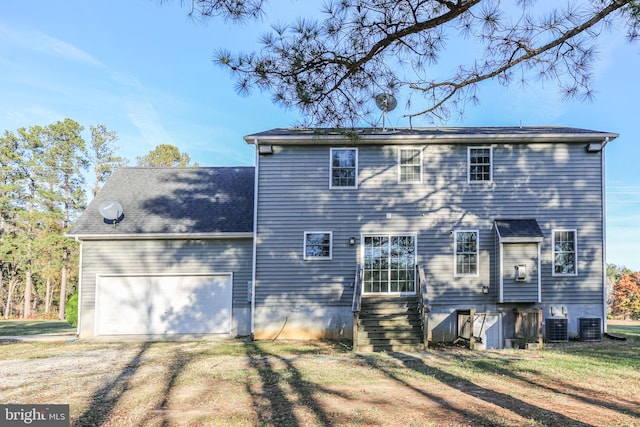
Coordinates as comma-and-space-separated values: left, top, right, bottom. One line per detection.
65, 292, 78, 327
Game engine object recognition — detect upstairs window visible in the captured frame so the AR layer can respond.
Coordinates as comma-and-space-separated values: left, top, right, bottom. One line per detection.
553, 230, 577, 275
304, 231, 332, 260
330, 148, 358, 188
468, 147, 492, 182
455, 230, 479, 276
399, 148, 423, 183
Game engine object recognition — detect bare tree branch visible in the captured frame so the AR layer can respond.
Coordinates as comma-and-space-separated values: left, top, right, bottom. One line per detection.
182, 0, 640, 126
406, 0, 630, 120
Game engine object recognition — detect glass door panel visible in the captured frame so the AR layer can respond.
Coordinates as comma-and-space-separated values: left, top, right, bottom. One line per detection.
364, 234, 416, 294
364, 236, 389, 293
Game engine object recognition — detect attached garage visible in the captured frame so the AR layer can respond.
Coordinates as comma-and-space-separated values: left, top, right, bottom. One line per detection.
95, 274, 233, 336
67, 167, 255, 339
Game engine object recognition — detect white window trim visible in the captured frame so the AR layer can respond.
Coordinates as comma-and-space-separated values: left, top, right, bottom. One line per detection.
304, 231, 333, 260
467, 146, 493, 183
398, 147, 423, 184
552, 229, 578, 276
454, 229, 480, 277
329, 147, 358, 189
361, 233, 418, 295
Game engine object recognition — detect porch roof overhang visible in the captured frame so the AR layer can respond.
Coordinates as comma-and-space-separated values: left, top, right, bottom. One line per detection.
495, 219, 544, 243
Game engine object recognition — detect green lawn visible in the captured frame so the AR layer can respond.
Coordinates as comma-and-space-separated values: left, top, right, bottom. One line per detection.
2, 319, 637, 341
1, 335, 638, 426
0, 320, 76, 336
608, 323, 640, 340
0, 323, 638, 426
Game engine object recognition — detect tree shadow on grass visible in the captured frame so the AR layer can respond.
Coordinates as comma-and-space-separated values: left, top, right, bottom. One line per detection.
73, 342, 151, 427
244, 342, 348, 426
467, 356, 640, 419
358, 352, 595, 427
132, 344, 206, 427
157, 348, 193, 427
354, 353, 515, 427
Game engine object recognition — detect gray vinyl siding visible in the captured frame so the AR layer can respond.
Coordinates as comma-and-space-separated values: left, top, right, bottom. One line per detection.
502, 243, 539, 303
79, 238, 253, 336
255, 142, 604, 311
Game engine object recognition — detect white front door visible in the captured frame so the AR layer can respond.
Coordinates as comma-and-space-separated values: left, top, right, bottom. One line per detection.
363, 234, 416, 294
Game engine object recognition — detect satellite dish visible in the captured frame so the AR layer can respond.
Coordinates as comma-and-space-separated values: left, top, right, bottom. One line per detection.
374, 93, 397, 131
99, 201, 124, 225
374, 93, 397, 112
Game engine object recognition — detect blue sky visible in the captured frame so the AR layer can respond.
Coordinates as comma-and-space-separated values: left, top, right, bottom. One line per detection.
1, 1, 638, 270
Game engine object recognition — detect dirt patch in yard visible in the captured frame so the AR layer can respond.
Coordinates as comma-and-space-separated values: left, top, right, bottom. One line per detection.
0, 337, 638, 427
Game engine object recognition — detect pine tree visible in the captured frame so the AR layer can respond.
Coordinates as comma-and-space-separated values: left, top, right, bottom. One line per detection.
0, 130, 24, 318
1, 119, 120, 319
180, 1, 640, 126
44, 119, 88, 320
89, 125, 126, 197
14, 125, 47, 318
136, 144, 197, 167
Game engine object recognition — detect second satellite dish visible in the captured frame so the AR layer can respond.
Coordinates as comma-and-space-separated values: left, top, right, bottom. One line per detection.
99, 201, 124, 225
374, 93, 397, 112
374, 93, 397, 130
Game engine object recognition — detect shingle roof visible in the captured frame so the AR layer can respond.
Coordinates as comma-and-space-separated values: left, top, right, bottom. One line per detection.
68, 167, 254, 237
495, 219, 544, 239
244, 126, 618, 143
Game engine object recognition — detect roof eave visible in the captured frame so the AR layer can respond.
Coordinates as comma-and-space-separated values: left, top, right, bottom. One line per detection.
499, 236, 545, 243
66, 232, 254, 241
244, 130, 619, 145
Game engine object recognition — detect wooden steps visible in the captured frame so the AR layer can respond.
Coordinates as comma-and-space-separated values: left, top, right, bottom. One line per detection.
355, 296, 425, 352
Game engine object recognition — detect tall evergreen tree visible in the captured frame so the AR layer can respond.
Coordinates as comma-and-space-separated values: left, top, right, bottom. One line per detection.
15, 125, 48, 318
44, 119, 88, 320
4, 126, 45, 318
136, 144, 198, 167
0, 131, 23, 224
89, 124, 126, 197
0, 130, 24, 318
1, 119, 120, 319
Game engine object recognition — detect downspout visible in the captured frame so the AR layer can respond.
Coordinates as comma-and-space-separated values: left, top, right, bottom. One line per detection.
498, 241, 504, 303
601, 137, 609, 332
76, 238, 83, 337
250, 139, 259, 337
537, 243, 542, 304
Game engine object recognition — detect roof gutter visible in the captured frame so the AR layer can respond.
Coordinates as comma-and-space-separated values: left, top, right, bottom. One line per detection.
66, 232, 253, 241
244, 130, 619, 146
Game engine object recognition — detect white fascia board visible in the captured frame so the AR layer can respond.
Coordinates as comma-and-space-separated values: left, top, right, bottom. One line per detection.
499, 236, 544, 243
245, 130, 619, 146
67, 232, 253, 241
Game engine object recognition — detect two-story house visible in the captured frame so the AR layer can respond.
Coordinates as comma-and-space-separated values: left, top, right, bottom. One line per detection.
68, 127, 617, 349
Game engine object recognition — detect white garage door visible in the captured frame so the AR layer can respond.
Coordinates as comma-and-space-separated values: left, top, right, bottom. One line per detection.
95, 274, 232, 335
